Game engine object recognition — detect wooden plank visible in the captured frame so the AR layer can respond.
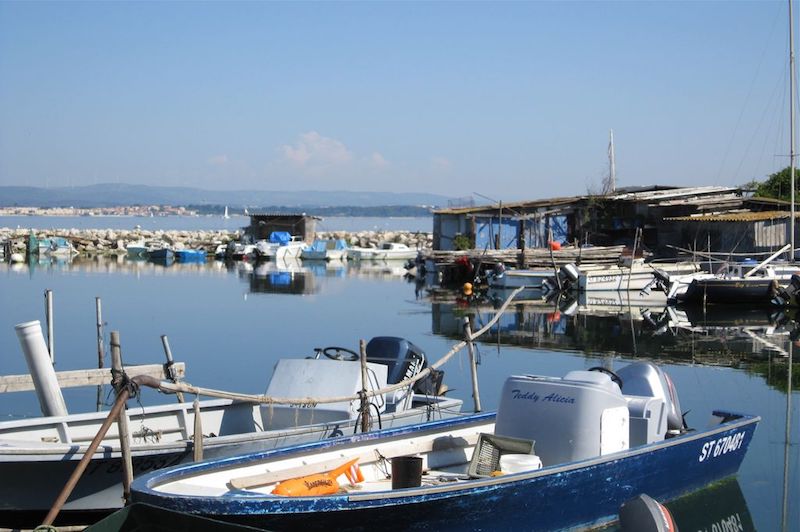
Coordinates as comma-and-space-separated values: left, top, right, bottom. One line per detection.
0, 363, 185, 393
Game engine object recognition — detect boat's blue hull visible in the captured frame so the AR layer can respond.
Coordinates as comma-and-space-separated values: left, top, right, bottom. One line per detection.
175, 250, 207, 263
148, 249, 175, 261
132, 411, 759, 531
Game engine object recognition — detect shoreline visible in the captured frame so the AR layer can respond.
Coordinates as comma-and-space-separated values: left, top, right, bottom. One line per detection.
0, 227, 433, 256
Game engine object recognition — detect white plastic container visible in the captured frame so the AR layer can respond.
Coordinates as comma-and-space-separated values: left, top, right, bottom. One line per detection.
499, 454, 542, 474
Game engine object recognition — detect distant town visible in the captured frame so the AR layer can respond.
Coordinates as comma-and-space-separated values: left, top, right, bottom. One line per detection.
0, 205, 198, 217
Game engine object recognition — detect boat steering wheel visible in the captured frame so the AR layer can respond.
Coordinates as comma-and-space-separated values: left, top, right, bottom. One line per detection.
322, 346, 360, 361
588, 366, 623, 388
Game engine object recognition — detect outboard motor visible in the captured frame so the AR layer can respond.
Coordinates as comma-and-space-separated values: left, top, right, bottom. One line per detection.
560, 263, 580, 284
366, 337, 443, 410
617, 362, 686, 442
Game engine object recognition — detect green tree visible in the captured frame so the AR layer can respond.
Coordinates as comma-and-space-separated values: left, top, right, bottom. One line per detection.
753, 166, 798, 202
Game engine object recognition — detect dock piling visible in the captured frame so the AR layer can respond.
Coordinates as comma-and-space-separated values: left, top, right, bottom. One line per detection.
110, 331, 134, 504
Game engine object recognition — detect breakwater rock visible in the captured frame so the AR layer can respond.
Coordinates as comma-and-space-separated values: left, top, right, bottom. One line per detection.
0, 227, 432, 256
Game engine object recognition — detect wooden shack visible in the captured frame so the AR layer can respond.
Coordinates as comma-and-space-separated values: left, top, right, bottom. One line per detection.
432, 185, 792, 256
245, 213, 319, 244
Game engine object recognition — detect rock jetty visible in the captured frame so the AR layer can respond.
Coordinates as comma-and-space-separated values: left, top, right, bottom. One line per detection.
0, 227, 432, 256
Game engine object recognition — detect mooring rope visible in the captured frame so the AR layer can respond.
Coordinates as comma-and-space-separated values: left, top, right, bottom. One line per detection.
147, 286, 526, 407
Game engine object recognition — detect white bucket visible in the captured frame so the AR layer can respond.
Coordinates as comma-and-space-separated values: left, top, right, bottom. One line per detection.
499, 454, 542, 474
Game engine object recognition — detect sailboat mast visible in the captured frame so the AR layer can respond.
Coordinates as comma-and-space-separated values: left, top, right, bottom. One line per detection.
609, 129, 616, 193
791, 0, 796, 260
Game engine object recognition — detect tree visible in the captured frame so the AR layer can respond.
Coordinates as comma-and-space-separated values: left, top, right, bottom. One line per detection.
753, 166, 798, 202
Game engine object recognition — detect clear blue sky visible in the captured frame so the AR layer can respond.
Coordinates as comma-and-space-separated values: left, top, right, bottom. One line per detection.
0, 1, 796, 199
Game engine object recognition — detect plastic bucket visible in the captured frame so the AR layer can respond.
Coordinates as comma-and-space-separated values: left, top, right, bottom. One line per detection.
391, 456, 423, 489
499, 454, 542, 474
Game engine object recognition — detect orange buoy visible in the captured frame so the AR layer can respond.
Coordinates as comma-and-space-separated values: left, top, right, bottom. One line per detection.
272, 458, 364, 497
548, 241, 562, 251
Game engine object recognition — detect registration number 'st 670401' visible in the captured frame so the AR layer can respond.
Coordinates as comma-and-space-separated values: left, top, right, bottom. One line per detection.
698, 432, 745, 462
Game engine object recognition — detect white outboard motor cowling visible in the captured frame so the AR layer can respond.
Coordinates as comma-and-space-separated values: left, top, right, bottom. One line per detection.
494, 371, 629, 466
617, 362, 684, 436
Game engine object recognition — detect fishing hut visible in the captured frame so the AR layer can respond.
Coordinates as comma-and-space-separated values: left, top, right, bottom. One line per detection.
245, 213, 320, 244
426, 185, 794, 283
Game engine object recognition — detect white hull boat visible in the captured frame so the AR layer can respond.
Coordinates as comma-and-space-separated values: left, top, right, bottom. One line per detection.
579, 261, 701, 292
349, 242, 418, 261
0, 336, 461, 520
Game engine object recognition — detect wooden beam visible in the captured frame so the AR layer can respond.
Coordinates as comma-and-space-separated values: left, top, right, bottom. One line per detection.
0, 363, 185, 393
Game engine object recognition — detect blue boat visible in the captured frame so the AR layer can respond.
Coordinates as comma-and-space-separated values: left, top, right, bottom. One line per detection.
148, 248, 175, 261
131, 362, 759, 531
175, 249, 207, 263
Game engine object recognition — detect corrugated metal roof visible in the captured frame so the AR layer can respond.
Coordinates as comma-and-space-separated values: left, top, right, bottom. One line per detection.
607, 186, 738, 202
666, 210, 791, 222
433, 185, 741, 215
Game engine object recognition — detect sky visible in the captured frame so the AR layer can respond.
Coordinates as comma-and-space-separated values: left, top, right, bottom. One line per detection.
0, 0, 798, 200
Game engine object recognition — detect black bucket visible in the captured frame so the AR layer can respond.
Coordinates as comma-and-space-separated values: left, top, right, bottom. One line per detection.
391, 456, 423, 489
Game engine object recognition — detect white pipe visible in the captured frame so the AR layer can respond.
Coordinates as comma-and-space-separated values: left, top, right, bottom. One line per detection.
45, 289, 54, 364
15, 320, 68, 416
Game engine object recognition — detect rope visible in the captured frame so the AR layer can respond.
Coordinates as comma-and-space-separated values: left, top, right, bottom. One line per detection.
151, 286, 526, 407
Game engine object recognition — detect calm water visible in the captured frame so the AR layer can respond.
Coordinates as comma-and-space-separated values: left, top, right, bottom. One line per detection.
0, 255, 797, 531
0, 215, 433, 233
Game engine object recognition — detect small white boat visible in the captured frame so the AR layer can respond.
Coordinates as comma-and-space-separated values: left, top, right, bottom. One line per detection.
0, 335, 460, 520
578, 260, 701, 292
349, 242, 418, 261
301, 239, 349, 261
125, 240, 149, 259
255, 232, 306, 261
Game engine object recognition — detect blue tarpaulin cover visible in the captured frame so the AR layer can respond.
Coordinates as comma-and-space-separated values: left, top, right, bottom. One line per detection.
269, 231, 292, 244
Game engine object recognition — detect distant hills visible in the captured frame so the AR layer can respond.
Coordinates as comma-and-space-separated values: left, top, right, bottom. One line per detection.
0, 184, 453, 209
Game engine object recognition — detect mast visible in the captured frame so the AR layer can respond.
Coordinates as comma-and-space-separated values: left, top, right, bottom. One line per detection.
602, 129, 616, 195
609, 129, 616, 193
789, 0, 795, 262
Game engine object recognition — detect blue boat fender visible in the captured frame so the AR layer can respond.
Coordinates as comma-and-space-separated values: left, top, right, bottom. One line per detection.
619, 494, 677, 532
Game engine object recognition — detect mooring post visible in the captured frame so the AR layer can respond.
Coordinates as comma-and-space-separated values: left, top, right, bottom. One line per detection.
193, 397, 204, 461
160, 335, 185, 403
110, 331, 134, 504
95, 297, 104, 412
463, 317, 482, 413
359, 339, 370, 433
95, 298, 104, 369
44, 289, 54, 364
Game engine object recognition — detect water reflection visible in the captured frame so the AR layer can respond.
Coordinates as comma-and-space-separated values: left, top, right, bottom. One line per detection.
664, 478, 755, 532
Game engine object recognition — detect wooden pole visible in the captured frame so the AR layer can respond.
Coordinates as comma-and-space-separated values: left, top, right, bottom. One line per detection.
40, 386, 131, 527
161, 335, 185, 403
463, 318, 482, 412
45, 289, 54, 364
359, 339, 370, 433
95, 297, 104, 412
193, 397, 204, 461
110, 332, 134, 504
95, 298, 104, 370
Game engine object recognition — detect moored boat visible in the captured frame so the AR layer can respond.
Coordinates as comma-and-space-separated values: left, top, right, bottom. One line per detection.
349, 242, 418, 261
301, 239, 349, 261
255, 232, 307, 261
175, 249, 207, 263
0, 335, 461, 523
131, 362, 758, 531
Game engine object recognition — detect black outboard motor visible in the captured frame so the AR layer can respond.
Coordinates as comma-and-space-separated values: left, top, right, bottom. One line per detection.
365, 337, 443, 396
